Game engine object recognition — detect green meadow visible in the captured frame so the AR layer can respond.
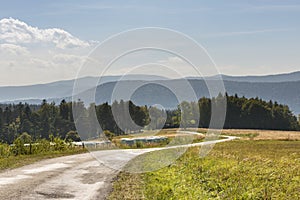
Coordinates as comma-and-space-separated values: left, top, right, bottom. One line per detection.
110, 140, 300, 200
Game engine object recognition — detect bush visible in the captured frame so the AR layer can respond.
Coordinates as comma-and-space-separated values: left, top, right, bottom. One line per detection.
12, 132, 33, 155
0, 143, 11, 158
65, 131, 81, 142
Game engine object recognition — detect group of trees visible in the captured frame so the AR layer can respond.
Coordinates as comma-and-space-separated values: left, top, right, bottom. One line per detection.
0, 94, 299, 144
97, 101, 149, 135
0, 100, 75, 144
165, 94, 299, 130
225, 94, 299, 130
0, 99, 150, 143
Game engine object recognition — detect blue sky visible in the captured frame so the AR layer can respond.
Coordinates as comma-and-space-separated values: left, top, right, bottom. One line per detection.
0, 0, 300, 85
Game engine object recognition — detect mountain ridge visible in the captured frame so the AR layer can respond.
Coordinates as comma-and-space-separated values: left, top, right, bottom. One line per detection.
188, 70, 300, 83
1, 71, 300, 115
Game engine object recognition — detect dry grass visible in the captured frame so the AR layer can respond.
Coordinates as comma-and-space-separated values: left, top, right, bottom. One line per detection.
115, 128, 300, 141
113, 129, 179, 139
191, 127, 300, 141
216, 129, 300, 140
109, 173, 145, 200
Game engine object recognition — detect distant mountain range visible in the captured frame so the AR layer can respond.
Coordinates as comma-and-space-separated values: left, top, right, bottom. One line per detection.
1, 71, 300, 115
77, 79, 300, 115
0, 75, 169, 102
189, 71, 300, 83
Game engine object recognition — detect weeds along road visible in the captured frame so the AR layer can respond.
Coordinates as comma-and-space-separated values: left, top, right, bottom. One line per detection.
0, 134, 238, 200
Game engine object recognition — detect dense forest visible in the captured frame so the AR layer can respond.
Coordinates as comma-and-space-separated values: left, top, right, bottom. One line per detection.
0, 94, 299, 144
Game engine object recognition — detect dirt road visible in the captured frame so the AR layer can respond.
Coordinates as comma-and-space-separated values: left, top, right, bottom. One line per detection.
0, 134, 237, 200
0, 153, 117, 200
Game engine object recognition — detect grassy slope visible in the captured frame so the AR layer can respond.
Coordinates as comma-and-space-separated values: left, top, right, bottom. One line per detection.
109, 140, 300, 200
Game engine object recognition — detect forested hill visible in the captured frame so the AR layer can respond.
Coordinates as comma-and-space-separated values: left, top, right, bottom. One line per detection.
3, 79, 300, 115
0, 75, 169, 102
0, 95, 299, 144
190, 71, 300, 83
80, 79, 300, 115
1, 71, 300, 115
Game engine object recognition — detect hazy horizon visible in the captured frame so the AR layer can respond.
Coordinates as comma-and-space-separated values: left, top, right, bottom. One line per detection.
0, 70, 299, 87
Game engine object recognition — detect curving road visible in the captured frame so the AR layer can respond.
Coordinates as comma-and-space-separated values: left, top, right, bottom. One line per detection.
0, 134, 238, 200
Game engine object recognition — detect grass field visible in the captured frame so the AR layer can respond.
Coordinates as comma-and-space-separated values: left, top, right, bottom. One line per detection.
216, 129, 300, 140
109, 139, 300, 199
115, 128, 300, 141
112, 129, 182, 139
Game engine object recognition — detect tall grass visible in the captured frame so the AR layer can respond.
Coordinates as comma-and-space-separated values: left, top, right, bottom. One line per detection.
0, 137, 86, 170
110, 140, 300, 199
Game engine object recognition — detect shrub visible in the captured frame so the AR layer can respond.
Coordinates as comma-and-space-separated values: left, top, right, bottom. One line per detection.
65, 131, 81, 142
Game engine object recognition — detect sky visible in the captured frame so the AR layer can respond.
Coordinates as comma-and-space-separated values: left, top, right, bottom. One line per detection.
0, 0, 300, 86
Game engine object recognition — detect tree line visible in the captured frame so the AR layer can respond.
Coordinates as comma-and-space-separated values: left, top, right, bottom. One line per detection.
0, 94, 299, 144
163, 94, 299, 130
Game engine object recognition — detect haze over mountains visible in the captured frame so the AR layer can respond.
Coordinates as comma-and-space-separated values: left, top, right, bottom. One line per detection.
0, 75, 169, 102
192, 71, 300, 83
1, 71, 300, 114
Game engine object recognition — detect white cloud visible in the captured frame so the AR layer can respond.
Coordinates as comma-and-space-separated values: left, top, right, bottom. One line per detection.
0, 43, 29, 56
0, 18, 91, 49
0, 18, 97, 86
158, 56, 189, 70
52, 53, 85, 65
29, 58, 53, 69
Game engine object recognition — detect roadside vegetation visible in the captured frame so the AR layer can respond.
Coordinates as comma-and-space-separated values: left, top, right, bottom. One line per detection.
0, 132, 86, 171
110, 140, 300, 199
